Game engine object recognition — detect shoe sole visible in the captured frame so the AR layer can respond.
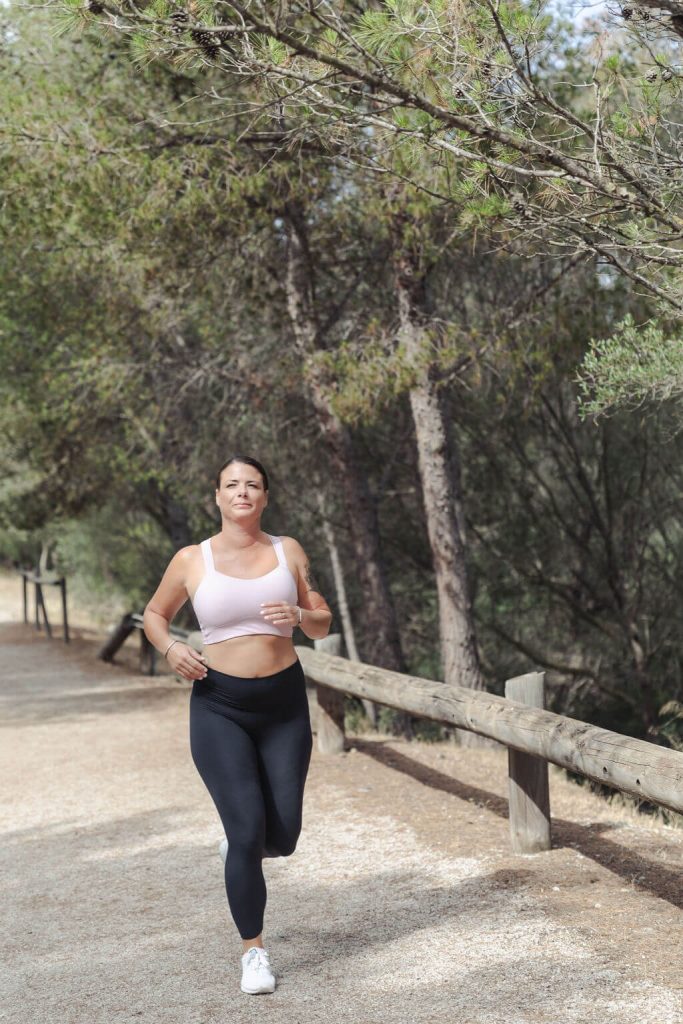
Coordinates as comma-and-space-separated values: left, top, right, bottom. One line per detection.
240, 982, 275, 994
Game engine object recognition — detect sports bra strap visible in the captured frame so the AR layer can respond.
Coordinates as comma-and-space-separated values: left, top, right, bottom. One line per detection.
269, 534, 287, 568
200, 538, 215, 574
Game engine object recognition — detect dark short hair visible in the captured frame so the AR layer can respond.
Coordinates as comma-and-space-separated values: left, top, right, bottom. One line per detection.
215, 455, 269, 491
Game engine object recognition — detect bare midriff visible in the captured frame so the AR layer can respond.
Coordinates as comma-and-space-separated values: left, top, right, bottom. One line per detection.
202, 634, 298, 678
185, 537, 299, 678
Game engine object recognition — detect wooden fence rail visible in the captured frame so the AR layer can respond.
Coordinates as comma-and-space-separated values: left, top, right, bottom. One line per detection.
297, 636, 683, 854
98, 612, 200, 676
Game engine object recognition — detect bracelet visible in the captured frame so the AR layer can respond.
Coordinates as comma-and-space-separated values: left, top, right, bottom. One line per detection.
298, 606, 303, 625
164, 638, 180, 658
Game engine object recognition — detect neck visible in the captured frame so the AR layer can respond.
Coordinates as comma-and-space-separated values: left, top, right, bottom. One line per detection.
218, 520, 264, 549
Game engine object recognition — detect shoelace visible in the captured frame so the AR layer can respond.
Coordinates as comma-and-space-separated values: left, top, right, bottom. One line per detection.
245, 947, 270, 972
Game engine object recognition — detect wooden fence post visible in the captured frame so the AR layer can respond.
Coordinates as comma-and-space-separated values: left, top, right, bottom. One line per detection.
99, 613, 137, 662
60, 577, 70, 643
140, 630, 157, 676
505, 671, 551, 853
310, 634, 346, 754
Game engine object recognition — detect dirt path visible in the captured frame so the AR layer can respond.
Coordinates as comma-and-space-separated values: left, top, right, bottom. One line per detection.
2, 617, 682, 1024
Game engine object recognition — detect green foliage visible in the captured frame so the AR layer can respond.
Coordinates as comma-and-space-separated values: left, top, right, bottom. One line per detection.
50, 501, 177, 625
310, 333, 421, 426
50, 0, 88, 39
130, 32, 157, 69
321, 27, 339, 52
4, 0, 683, 756
193, 0, 216, 20
255, 34, 289, 65
460, 193, 511, 228
150, 0, 170, 17
576, 314, 683, 418
309, 314, 475, 428
356, 8, 406, 58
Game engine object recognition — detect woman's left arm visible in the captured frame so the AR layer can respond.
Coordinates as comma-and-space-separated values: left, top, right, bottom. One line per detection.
288, 538, 333, 640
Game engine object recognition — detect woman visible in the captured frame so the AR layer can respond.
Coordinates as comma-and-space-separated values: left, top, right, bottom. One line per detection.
143, 454, 333, 995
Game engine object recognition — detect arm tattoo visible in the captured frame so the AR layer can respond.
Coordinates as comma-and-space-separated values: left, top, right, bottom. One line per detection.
303, 559, 322, 595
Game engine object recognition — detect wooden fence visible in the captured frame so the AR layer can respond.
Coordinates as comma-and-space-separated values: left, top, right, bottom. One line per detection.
18, 568, 69, 642
298, 635, 683, 854
98, 612, 198, 676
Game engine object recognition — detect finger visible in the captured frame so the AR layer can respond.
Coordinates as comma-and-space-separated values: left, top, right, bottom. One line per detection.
261, 604, 289, 617
182, 658, 206, 677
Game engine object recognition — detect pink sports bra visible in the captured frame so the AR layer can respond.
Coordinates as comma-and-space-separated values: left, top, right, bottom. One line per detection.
190, 534, 299, 645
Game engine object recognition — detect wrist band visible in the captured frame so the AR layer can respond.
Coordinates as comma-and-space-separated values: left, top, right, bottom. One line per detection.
298, 606, 303, 625
164, 638, 180, 658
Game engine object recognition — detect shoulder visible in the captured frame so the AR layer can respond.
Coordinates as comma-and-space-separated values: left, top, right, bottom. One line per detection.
176, 543, 201, 562
166, 544, 201, 575
278, 536, 306, 559
278, 536, 310, 576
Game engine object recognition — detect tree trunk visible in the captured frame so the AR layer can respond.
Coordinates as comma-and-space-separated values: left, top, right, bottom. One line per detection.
390, 214, 497, 749
283, 199, 413, 737
316, 489, 378, 727
143, 479, 193, 551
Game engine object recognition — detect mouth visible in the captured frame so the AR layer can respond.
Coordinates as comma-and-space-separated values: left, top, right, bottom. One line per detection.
235, 504, 252, 508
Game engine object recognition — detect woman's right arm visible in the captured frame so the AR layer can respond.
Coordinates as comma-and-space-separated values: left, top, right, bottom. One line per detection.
143, 547, 208, 681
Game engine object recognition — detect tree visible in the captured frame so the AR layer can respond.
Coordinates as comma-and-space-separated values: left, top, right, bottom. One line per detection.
54, 1, 682, 305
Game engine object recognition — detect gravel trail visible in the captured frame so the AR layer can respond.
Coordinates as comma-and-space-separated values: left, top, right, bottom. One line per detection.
2, 619, 682, 1024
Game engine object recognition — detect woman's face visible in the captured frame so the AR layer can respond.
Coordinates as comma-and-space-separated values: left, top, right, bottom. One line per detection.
215, 462, 268, 522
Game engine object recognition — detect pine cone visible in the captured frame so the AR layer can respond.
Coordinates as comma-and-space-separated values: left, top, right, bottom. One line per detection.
169, 9, 188, 35
215, 28, 234, 50
191, 28, 219, 59
511, 193, 532, 220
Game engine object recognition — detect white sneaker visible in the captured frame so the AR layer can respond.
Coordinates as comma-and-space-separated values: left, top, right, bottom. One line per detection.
240, 946, 275, 994
218, 837, 228, 864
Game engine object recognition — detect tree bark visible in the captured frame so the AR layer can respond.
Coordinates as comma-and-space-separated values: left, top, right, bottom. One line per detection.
315, 489, 379, 726
143, 479, 193, 551
390, 208, 497, 748
283, 198, 413, 737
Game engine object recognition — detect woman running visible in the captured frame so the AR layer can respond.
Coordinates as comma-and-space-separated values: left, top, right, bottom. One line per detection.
143, 454, 332, 994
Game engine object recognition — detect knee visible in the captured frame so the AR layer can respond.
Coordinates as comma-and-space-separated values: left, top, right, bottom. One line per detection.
272, 830, 300, 857
229, 833, 264, 861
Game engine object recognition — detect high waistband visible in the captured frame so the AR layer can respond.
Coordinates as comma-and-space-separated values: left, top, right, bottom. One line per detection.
191, 657, 306, 713
204, 658, 301, 684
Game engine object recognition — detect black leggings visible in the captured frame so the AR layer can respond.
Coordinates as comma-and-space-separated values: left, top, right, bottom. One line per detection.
189, 657, 313, 940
